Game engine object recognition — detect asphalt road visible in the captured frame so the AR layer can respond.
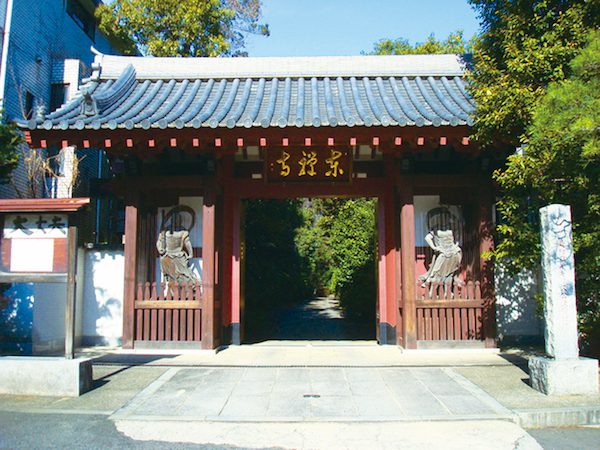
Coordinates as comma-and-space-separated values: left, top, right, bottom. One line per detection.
527, 426, 600, 450
2, 410, 599, 449
0, 411, 276, 450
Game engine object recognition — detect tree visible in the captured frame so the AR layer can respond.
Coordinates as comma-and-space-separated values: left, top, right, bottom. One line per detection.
96, 0, 268, 57
467, 0, 600, 147
0, 118, 23, 185
327, 198, 377, 321
368, 30, 474, 55
492, 32, 600, 355
296, 198, 377, 321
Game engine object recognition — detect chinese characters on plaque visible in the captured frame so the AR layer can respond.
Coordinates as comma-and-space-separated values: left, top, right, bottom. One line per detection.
1, 213, 69, 273
268, 147, 351, 182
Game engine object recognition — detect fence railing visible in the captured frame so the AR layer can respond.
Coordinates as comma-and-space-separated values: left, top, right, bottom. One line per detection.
415, 280, 486, 341
134, 282, 202, 342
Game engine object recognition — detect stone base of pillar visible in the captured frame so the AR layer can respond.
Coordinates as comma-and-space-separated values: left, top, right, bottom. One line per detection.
529, 356, 598, 396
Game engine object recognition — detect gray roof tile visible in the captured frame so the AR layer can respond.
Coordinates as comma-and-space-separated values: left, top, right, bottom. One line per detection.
23, 53, 475, 132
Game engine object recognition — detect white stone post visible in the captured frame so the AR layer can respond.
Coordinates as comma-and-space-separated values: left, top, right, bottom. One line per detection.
529, 204, 598, 395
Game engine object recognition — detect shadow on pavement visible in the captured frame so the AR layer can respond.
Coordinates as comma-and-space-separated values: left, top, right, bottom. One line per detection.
244, 297, 375, 343
91, 354, 178, 366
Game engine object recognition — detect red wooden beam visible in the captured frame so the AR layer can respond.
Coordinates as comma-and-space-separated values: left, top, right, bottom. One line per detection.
304, 137, 311, 146
170, 138, 177, 147
328, 137, 334, 146
148, 139, 155, 148
126, 139, 134, 148
260, 137, 267, 147
62, 140, 69, 149
417, 137, 425, 146
237, 138, 244, 147
395, 137, 402, 146
282, 137, 289, 147
104, 139, 112, 148
373, 136, 380, 146
440, 137, 447, 146
40, 140, 47, 148
215, 138, 222, 147
0, 197, 90, 212
350, 137, 357, 146
462, 137, 470, 146
83, 140, 90, 149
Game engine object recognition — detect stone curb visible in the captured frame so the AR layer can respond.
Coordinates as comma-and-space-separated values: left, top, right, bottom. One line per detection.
515, 407, 600, 428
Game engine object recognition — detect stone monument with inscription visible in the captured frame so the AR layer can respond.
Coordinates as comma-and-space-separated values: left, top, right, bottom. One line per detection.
529, 204, 598, 395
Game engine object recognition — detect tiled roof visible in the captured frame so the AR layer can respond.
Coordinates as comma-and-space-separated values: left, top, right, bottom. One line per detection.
22, 53, 475, 132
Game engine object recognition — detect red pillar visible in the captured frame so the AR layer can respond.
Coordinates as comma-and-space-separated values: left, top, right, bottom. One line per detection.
378, 196, 387, 343
122, 189, 139, 349
201, 177, 217, 349
230, 196, 242, 344
400, 181, 417, 349
377, 186, 398, 344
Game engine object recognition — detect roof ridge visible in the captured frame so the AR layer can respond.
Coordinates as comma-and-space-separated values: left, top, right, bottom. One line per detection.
94, 53, 471, 80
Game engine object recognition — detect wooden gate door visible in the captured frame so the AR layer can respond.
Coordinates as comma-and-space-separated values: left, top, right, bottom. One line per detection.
134, 282, 203, 345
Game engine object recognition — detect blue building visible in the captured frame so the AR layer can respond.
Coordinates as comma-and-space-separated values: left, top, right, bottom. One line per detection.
0, 0, 121, 199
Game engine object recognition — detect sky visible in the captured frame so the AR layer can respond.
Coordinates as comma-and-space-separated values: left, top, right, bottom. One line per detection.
244, 0, 482, 57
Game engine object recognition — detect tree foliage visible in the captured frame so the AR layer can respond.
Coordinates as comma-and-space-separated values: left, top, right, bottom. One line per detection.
468, 1, 600, 355
0, 118, 23, 184
327, 199, 377, 320
296, 198, 377, 320
369, 30, 474, 55
492, 31, 600, 355
467, 0, 600, 146
96, 0, 268, 57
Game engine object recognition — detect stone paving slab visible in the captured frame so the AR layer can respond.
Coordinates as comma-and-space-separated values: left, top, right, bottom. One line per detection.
110, 366, 515, 423
114, 419, 544, 450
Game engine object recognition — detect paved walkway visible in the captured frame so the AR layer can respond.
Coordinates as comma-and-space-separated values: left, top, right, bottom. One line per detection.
110, 365, 513, 422
1, 345, 599, 449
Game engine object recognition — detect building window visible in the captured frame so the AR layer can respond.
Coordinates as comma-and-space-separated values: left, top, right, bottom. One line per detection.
50, 84, 68, 112
24, 91, 34, 120
66, 0, 96, 41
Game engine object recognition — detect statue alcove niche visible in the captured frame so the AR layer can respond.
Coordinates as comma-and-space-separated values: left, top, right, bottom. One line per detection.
156, 205, 201, 288
418, 206, 464, 297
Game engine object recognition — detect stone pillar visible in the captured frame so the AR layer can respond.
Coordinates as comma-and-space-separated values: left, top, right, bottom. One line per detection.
529, 204, 598, 395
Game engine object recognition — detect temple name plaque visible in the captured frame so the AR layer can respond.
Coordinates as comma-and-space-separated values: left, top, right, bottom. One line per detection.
266, 146, 351, 183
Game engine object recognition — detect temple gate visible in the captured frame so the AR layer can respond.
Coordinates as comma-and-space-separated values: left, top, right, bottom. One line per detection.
21, 53, 504, 350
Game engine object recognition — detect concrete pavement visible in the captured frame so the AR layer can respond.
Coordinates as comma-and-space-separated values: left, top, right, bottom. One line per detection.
0, 344, 598, 449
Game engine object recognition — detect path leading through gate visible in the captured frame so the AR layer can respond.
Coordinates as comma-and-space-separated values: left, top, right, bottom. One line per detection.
245, 296, 375, 343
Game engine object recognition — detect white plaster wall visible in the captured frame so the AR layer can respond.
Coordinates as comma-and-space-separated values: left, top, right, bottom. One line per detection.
495, 260, 543, 341
75, 247, 85, 344
81, 250, 124, 346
